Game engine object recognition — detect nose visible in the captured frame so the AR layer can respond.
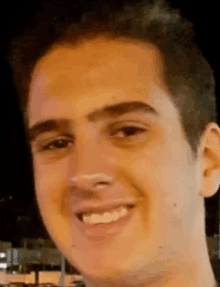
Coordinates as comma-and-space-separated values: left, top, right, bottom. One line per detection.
68, 130, 118, 194
70, 173, 113, 191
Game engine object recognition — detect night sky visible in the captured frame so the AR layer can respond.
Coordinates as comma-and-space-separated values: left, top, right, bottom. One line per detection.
1, 0, 219, 239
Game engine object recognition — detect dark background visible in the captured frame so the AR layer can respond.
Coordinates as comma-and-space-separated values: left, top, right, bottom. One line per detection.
0, 0, 219, 244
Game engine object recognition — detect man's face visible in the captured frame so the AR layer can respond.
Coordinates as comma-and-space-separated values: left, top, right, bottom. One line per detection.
28, 37, 202, 283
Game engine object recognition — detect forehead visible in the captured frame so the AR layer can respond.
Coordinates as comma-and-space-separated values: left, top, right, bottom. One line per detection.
36, 36, 158, 69
28, 36, 179, 127
31, 36, 167, 95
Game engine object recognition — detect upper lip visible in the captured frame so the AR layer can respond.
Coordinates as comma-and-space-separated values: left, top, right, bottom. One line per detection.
71, 198, 138, 215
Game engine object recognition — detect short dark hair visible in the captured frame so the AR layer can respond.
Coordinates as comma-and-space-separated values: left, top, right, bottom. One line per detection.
7, 0, 217, 160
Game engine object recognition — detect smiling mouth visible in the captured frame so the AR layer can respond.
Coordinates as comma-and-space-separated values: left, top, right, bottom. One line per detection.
76, 204, 135, 224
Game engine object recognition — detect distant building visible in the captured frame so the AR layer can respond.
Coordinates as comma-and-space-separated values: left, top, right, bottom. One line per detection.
0, 241, 12, 270
21, 238, 55, 249
0, 241, 12, 251
6, 247, 62, 268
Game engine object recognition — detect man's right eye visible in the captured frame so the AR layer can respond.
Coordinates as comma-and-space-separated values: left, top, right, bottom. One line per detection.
37, 137, 74, 153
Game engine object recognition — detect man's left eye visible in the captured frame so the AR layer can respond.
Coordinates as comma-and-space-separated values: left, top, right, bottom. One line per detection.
112, 126, 147, 139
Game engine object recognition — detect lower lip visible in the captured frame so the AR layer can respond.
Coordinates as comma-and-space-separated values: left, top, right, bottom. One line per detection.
73, 206, 135, 241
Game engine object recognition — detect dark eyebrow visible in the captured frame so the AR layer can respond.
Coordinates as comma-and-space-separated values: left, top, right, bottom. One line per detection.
28, 101, 159, 142
28, 119, 72, 143
87, 101, 159, 122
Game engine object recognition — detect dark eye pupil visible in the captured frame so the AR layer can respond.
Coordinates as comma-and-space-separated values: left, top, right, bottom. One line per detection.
53, 140, 66, 148
124, 127, 137, 136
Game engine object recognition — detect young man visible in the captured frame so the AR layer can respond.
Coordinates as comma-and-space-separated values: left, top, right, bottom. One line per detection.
8, 0, 220, 286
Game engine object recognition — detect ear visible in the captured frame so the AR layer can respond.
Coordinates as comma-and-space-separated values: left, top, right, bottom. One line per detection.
199, 122, 220, 198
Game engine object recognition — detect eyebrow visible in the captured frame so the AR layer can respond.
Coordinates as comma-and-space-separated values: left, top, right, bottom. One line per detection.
28, 101, 159, 142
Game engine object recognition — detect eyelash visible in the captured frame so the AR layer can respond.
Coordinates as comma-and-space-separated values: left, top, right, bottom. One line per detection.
38, 125, 147, 152
40, 137, 73, 152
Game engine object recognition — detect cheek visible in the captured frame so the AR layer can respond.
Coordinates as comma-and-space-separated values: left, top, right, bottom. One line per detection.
120, 145, 193, 223
33, 157, 69, 217
33, 158, 76, 253
151, 148, 199, 239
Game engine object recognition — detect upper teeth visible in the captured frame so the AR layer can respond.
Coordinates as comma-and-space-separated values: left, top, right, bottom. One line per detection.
82, 206, 129, 225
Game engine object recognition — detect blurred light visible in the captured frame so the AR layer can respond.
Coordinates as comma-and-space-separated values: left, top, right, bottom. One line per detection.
0, 253, 6, 258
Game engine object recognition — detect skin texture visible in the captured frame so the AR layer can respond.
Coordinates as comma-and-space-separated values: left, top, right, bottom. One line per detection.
28, 36, 220, 287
